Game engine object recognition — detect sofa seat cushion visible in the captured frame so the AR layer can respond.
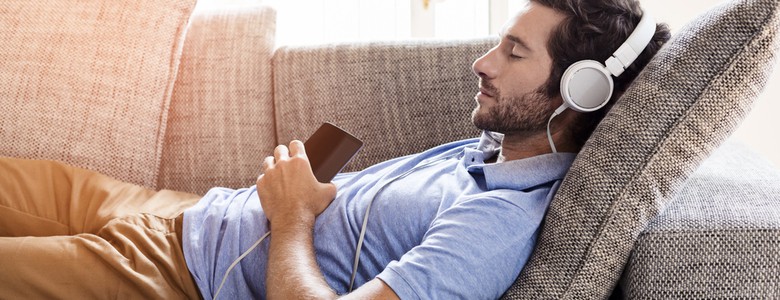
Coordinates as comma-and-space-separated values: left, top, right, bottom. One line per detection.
619, 141, 780, 298
0, 0, 196, 188
503, 0, 780, 298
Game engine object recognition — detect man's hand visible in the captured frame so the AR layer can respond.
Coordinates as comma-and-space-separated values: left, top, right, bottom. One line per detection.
257, 140, 337, 227
258, 140, 399, 300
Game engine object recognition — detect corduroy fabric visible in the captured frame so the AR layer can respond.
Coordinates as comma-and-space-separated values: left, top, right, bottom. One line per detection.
617, 141, 780, 299
502, 0, 780, 298
0, 0, 196, 188
157, 4, 277, 195
272, 39, 494, 171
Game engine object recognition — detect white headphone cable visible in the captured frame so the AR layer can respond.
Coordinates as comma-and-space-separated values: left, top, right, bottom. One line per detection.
213, 231, 271, 300
547, 104, 568, 153
348, 155, 455, 292
213, 154, 459, 298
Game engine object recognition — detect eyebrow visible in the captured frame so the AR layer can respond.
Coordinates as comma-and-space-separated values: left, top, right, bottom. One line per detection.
506, 34, 533, 53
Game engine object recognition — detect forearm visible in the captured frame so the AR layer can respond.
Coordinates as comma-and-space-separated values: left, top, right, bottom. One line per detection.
266, 215, 338, 300
259, 141, 396, 299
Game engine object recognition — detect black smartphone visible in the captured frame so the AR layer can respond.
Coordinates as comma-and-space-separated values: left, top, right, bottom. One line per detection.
303, 122, 364, 183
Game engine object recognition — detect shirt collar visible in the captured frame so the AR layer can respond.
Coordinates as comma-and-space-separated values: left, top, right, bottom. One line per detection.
466, 131, 577, 191
476, 131, 504, 153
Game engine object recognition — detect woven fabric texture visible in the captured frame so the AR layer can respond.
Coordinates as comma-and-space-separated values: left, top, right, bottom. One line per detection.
0, 0, 195, 188
617, 141, 780, 299
503, 0, 780, 298
272, 39, 493, 171
157, 3, 276, 195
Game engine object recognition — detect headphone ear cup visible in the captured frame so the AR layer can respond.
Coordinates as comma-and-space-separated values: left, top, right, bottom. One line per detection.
560, 60, 615, 113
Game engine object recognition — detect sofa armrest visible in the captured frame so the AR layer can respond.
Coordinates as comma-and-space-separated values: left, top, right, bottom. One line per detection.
617, 140, 780, 298
272, 38, 495, 171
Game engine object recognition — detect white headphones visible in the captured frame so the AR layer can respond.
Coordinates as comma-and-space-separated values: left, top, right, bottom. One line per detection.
559, 12, 656, 112
547, 13, 656, 153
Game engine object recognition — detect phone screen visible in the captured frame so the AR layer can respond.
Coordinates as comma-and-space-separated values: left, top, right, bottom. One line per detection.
304, 122, 364, 183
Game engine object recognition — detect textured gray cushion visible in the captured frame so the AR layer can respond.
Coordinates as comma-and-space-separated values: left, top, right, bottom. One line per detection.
617, 141, 780, 298
272, 39, 493, 171
503, 0, 780, 298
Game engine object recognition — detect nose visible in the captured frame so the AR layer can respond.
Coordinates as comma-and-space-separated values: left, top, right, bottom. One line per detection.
472, 45, 499, 79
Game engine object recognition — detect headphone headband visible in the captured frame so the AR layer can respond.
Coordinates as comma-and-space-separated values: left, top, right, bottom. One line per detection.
559, 12, 657, 113
605, 12, 656, 76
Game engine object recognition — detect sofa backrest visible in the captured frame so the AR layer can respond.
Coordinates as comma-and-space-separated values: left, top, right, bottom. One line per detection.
157, 3, 277, 195
272, 39, 494, 171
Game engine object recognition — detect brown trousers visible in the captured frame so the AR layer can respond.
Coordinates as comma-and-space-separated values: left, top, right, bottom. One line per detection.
0, 157, 202, 299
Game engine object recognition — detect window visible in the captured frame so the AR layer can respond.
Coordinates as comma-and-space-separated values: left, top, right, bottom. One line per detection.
264, 0, 529, 46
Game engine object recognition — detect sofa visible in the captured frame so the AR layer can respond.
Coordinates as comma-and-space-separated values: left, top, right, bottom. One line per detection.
1, 0, 779, 298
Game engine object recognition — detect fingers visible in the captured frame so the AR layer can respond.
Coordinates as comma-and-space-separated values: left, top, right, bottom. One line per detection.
273, 141, 305, 160
274, 144, 289, 161
262, 141, 306, 176
289, 140, 306, 157
258, 140, 306, 179
262, 155, 275, 171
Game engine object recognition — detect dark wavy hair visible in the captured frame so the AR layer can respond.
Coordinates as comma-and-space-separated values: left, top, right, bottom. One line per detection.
531, 0, 671, 148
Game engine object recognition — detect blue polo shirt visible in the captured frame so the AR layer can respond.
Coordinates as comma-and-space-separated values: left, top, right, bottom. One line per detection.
183, 131, 576, 299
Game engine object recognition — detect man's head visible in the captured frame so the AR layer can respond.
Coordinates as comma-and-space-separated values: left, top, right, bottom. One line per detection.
471, 2, 565, 139
471, 0, 671, 150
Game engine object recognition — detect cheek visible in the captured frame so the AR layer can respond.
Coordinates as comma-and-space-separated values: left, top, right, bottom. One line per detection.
498, 78, 538, 99
503, 67, 550, 95
532, 59, 554, 88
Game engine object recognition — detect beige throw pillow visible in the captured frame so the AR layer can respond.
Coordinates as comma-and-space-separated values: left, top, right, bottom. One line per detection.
0, 0, 196, 188
157, 3, 277, 195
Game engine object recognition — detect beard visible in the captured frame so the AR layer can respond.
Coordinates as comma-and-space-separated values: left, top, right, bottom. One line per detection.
471, 81, 555, 134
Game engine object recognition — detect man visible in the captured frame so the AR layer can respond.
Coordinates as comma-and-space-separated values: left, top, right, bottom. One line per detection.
0, 0, 670, 299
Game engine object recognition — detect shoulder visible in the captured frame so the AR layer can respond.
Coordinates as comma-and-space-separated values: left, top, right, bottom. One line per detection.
456, 181, 559, 211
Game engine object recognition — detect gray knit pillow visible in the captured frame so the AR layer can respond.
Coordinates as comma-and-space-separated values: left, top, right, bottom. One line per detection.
502, 0, 780, 298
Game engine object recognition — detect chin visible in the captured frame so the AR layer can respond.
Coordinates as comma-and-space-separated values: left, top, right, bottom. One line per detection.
471, 111, 495, 132
470, 107, 484, 128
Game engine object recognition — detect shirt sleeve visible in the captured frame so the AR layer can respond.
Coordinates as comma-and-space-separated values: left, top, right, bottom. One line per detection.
375, 189, 551, 300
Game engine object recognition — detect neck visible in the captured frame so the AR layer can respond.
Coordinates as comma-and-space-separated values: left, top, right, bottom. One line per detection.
498, 132, 552, 162
493, 103, 581, 162
498, 128, 577, 162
